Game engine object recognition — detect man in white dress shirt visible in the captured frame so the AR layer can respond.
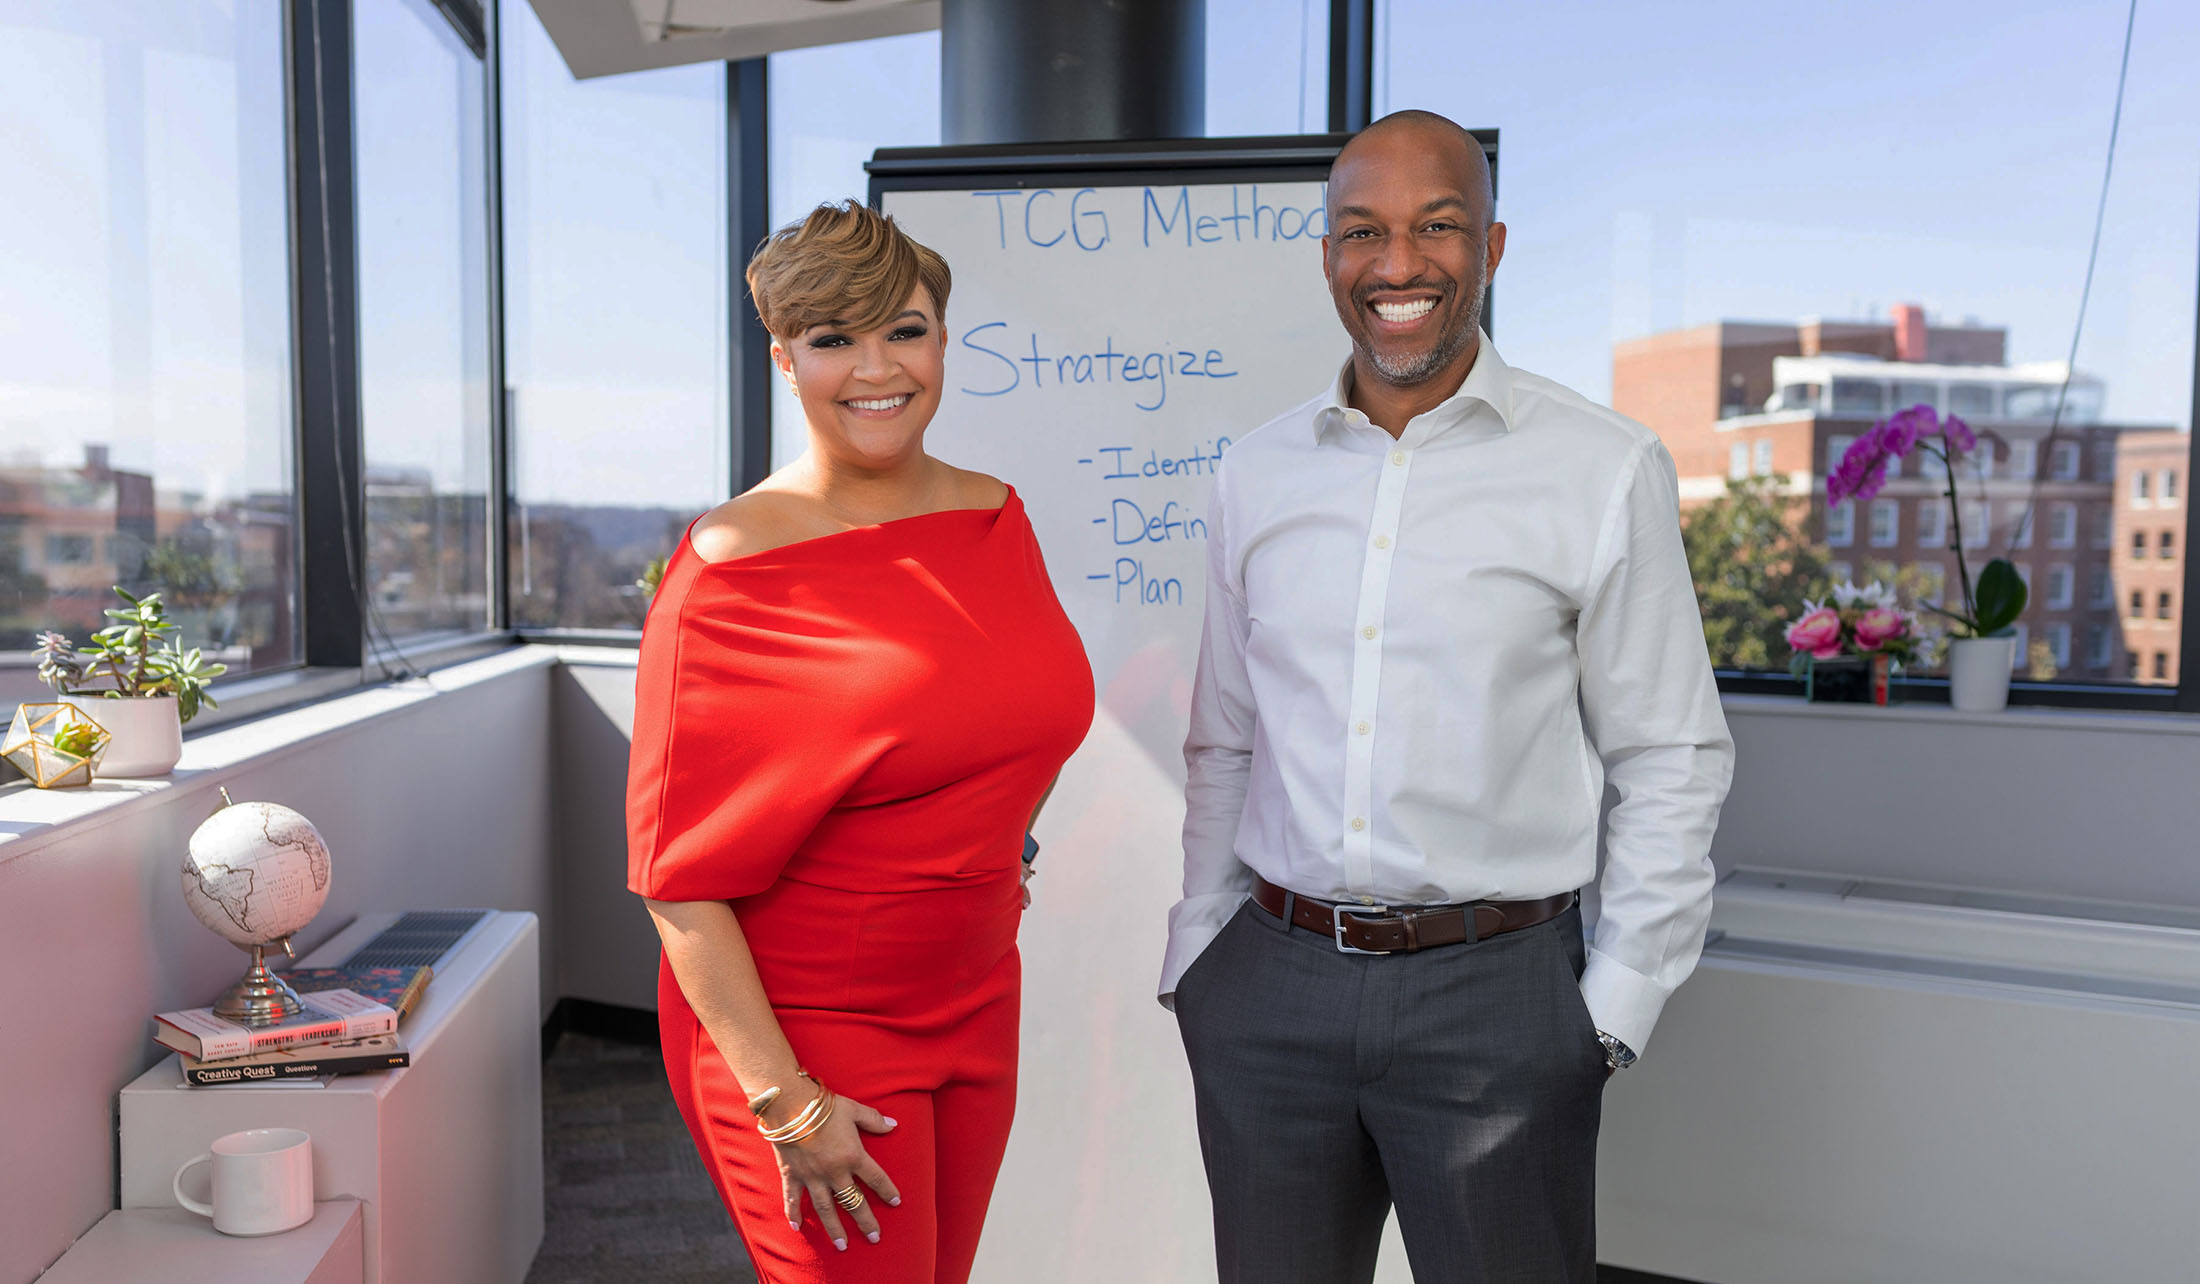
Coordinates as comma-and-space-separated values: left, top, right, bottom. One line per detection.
1162, 110, 1734, 1283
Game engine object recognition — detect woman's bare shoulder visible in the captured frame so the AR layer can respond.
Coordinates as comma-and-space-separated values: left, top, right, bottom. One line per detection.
944, 466, 1011, 511
688, 489, 831, 564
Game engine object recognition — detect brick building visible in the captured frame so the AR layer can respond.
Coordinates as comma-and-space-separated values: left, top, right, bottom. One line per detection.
2114, 429, 2189, 685
1613, 305, 2145, 679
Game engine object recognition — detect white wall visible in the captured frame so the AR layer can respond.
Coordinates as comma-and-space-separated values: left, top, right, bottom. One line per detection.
0, 649, 558, 1284
547, 653, 663, 1011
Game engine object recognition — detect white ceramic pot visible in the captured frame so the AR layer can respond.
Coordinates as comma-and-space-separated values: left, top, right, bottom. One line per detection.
67, 693, 183, 777
1947, 636, 2017, 713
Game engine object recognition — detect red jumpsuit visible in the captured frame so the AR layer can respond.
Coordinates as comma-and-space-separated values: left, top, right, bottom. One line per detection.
627, 490, 1094, 1284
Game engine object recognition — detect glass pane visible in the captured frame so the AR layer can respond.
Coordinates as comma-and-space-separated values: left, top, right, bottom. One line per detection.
354, 0, 493, 640
1383, 0, 2198, 683
0, 2, 297, 718
766, 33, 941, 470
500, 1, 728, 630
1207, 0, 1327, 136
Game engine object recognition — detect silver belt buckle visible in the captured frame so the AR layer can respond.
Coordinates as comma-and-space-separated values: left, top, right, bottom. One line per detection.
1333, 906, 1392, 955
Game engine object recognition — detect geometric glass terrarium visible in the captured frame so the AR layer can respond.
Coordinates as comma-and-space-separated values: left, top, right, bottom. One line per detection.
1, 702, 112, 788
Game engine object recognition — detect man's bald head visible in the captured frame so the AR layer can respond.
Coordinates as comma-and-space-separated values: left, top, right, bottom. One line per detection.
1328, 110, 1493, 229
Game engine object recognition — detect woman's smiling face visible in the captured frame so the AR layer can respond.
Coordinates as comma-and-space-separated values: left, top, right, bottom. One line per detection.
775, 285, 947, 471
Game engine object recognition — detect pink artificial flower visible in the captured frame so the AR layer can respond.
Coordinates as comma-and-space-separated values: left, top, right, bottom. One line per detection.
1879, 405, 1930, 458
1853, 606, 1910, 651
1785, 605, 1845, 659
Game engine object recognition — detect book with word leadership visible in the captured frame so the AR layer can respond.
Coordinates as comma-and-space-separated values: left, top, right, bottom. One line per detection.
154, 988, 398, 1062
180, 1032, 412, 1086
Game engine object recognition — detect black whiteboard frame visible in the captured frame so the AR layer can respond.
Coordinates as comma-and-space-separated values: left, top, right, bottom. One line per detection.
865, 130, 1500, 337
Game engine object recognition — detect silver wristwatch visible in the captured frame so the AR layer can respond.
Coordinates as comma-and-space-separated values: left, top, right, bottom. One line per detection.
1595, 1030, 1637, 1072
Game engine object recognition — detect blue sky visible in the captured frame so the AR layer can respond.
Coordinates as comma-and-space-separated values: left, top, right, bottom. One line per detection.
1, 0, 2193, 508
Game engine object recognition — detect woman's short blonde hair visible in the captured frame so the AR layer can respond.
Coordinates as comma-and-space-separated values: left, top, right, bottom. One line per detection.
745, 200, 951, 341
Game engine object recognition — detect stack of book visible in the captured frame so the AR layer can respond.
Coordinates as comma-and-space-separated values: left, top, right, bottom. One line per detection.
155, 966, 432, 1087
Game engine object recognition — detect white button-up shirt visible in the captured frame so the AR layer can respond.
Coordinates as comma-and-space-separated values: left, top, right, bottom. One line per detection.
1162, 334, 1733, 1053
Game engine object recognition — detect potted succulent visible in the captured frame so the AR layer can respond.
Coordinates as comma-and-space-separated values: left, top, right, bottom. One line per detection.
35, 587, 228, 777
1827, 405, 2028, 712
1784, 580, 1929, 705
0, 701, 111, 788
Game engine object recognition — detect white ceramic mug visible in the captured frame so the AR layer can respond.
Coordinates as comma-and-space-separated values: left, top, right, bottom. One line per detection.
173, 1127, 314, 1236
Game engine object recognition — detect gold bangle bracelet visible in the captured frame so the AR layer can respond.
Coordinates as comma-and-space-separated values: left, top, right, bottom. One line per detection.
759, 1086, 836, 1145
748, 1068, 816, 1120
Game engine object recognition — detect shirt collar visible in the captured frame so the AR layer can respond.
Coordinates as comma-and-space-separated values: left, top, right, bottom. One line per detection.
1314, 331, 1516, 443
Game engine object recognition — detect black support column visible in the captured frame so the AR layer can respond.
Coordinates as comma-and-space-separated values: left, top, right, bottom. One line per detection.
727, 57, 774, 494
1328, 0, 1373, 133
940, 0, 1204, 145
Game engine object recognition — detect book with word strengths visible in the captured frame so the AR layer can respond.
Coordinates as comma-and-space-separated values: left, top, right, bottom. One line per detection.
181, 1032, 411, 1086
278, 965, 432, 1021
154, 988, 398, 1062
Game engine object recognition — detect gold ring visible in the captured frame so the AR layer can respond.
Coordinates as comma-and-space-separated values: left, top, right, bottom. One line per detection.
833, 1184, 866, 1211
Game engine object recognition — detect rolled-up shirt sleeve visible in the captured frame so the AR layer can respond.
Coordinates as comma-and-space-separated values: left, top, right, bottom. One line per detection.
1573, 438, 1735, 1054
1159, 464, 1258, 1008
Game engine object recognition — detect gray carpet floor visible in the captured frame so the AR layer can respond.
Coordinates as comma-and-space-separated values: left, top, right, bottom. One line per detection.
526, 1033, 755, 1284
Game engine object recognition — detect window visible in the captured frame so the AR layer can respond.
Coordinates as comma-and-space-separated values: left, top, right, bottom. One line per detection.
2156, 652, 2172, 681
1917, 498, 1947, 547
2159, 591, 2175, 620
1893, 381, 1939, 412
2090, 566, 2113, 609
2134, 469, 2154, 503
2009, 623, 2028, 669
2088, 624, 2112, 669
0, 1, 299, 720
1752, 438, 1774, 477
1947, 384, 1995, 418
1728, 442, 1749, 481
1960, 501, 1990, 548
1973, 445, 1995, 482
1207, 0, 1328, 135
2164, 529, 2179, 561
1867, 500, 1899, 547
2133, 530, 2149, 559
2046, 564, 2073, 610
1826, 501, 1854, 547
1827, 561, 1853, 586
501, 3, 729, 630
2166, 469, 2182, 503
2131, 589, 2146, 618
2050, 441, 2081, 481
2048, 503, 2077, 549
768, 32, 942, 463
355, 0, 494, 640
2005, 502, 2032, 549
2092, 507, 2115, 549
1384, 0, 2198, 688
2047, 622, 2071, 669
1832, 379, 1886, 417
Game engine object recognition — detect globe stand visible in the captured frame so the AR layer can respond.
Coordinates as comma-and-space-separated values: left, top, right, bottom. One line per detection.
212, 938, 302, 1027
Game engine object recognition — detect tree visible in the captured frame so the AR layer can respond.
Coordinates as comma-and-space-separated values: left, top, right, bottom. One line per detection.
1679, 473, 1834, 670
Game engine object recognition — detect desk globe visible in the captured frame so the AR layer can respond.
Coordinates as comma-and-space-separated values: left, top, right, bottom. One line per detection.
181, 790, 333, 1025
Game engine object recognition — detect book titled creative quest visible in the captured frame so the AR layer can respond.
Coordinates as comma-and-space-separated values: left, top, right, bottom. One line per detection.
155, 988, 398, 1062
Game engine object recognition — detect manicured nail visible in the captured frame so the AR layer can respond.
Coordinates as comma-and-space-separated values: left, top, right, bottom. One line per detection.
866, 1231, 880, 1244
887, 1197, 902, 1207
833, 1238, 848, 1252
788, 1219, 801, 1230
884, 1116, 899, 1128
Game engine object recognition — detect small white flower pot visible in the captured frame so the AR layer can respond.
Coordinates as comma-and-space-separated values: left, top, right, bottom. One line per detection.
1947, 637, 2017, 713
67, 693, 183, 777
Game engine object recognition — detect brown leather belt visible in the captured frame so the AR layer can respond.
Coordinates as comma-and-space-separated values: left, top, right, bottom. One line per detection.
1251, 874, 1576, 955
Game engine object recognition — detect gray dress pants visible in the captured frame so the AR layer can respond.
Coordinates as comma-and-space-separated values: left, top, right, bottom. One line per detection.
1175, 897, 1606, 1284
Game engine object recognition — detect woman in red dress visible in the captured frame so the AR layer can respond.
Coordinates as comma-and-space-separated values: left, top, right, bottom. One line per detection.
627, 201, 1093, 1284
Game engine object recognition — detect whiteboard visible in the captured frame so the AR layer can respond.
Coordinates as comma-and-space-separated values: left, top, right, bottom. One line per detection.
864, 169, 1425, 1283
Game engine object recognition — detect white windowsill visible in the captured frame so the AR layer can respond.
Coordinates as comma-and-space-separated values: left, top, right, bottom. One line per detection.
1721, 691, 2200, 737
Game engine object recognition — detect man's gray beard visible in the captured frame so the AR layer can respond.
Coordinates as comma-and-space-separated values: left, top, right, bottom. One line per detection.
1365, 271, 1486, 387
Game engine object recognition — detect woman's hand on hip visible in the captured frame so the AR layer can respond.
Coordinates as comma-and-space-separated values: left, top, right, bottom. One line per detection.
775, 1095, 901, 1250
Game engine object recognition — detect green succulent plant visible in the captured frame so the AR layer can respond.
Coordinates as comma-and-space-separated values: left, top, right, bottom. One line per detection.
47, 719, 102, 759
40, 587, 229, 724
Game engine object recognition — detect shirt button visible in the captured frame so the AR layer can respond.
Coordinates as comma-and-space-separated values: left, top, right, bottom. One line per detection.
1390, 451, 1406, 466
1355, 721, 1371, 735
1358, 895, 1377, 906
1373, 534, 1391, 549
1350, 817, 1366, 832
1361, 625, 1378, 640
